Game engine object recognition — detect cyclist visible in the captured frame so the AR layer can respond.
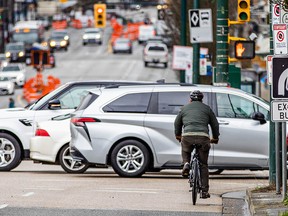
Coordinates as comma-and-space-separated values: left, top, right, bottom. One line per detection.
174, 90, 219, 199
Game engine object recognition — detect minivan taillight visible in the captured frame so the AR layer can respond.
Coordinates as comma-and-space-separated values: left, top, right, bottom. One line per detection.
35, 129, 50, 137
71, 117, 100, 127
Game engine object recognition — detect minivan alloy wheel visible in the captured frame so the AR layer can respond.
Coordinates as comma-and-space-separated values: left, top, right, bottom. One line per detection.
111, 140, 150, 177
59, 145, 89, 173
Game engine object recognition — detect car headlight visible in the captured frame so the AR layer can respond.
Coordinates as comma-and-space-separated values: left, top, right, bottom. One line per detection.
83, 35, 88, 39
3, 62, 7, 67
60, 40, 67, 46
5, 52, 10, 58
18, 51, 24, 57
50, 41, 56, 47
95, 34, 100, 39
64, 36, 69, 40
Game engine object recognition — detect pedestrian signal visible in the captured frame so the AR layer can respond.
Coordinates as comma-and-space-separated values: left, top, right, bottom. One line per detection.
237, 0, 250, 22
234, 41, 255, 59
94, 4, 106, 28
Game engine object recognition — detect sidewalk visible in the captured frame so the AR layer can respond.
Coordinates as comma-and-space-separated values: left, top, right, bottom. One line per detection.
222, 189, 288, 215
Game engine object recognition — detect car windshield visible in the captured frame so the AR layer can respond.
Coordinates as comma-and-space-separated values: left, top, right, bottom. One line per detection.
52, 32, 66, 37
12, 31, 38, 43
51, 35, 64, 40
2, 66, 20, 71
116, 39, 129, 43
0, 56, 6, 60
6, 44, 24, 51
29, 83, 68, 110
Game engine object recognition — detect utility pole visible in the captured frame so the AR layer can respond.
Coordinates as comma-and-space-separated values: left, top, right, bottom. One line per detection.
180, 0, 186, 83
192, 0, 200, 84
215, 0, 229, 83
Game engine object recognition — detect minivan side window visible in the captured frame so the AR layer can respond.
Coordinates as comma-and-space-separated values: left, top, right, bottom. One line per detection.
216, 93, 269, 119
103, 93, 151, 113
157, 92, 209, 115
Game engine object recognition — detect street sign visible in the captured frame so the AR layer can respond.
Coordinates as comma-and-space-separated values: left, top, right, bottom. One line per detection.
172, 45, 193, 70
188, 9, 213, 43
273, 24, 288, 55
272, 4, 280, 24
271, 100, 288, 122
266, 55, 273, 85
272, 56, 288, 99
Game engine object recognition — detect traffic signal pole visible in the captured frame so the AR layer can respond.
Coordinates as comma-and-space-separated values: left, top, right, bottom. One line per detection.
192, 0, 200, 84
215, 0, 229, 84
180, 0, 186, 83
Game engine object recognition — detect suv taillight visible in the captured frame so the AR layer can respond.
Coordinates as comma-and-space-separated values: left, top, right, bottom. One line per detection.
35, 129, 50, 137
71, 117, 100, 127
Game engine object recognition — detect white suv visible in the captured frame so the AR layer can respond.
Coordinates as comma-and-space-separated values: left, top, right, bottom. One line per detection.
0, 80, 153, 171
143, 42, 168, 68
70, 84, 270, 177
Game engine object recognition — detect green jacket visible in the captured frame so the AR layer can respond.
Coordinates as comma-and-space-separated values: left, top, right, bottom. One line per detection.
174, 101, 219, 139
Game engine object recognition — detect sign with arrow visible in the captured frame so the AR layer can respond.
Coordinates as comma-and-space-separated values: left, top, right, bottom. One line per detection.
188, 9, 213, 44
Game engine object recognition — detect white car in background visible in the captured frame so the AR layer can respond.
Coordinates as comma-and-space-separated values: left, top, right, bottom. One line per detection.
0, 63, 26, 87
82, 28, 102, 45
143, 42, 168, 68
30, 113, 89, 173
0, 53, 9, 67
0, 76, 15, 95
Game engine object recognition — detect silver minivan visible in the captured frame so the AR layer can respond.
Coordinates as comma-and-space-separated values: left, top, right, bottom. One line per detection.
70, 84, 269, 177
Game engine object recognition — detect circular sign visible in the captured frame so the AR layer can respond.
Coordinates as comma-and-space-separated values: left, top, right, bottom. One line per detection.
282, 13, 288, 24
277, 31, 284, 42
274, 4, 280, 17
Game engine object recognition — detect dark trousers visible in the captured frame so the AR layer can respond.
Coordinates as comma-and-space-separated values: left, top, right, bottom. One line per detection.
181, 136, 211, 192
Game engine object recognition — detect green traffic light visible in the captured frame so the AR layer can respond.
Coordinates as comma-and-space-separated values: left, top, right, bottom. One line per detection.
239, 12, 248, 21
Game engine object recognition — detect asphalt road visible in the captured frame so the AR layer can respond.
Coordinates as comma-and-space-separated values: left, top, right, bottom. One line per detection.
0, 161, 269, 216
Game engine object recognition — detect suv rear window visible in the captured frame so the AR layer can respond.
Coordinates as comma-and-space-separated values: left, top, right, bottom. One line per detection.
148, 46, 165, 51
103, 93, 151, 113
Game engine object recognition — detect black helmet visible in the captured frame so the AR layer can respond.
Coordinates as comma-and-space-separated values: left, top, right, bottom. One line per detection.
190, 90, 204, 101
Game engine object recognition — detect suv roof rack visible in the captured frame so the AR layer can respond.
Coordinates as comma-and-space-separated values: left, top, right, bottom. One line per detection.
104, 82, 197, 89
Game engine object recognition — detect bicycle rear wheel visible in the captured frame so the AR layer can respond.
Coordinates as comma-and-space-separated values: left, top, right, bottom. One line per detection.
191, 161, 198, 205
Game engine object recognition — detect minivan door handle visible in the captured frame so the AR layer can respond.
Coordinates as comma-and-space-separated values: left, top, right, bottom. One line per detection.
218, 120, 229, 125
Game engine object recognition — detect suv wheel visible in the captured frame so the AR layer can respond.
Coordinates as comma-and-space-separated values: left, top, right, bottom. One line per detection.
0, 133, 22, 171
59, 144, 89, 173
111, 140, 149, 177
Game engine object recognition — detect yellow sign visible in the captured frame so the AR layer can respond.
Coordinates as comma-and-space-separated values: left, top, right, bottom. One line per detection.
59, 0, 68, 3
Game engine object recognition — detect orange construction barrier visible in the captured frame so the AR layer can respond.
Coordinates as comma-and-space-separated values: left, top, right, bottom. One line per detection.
52, 20, 67, 29
22, 72, 61, 103
72, 19, 82, 29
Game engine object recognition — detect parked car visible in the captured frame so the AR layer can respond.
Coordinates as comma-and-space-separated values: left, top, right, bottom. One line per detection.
0, 76, 15, 95
82, 28, 102, 45
143, 42, 168, 68
51, 29, 70, 46
70, 84, 270, 177
30, 113, 89, 173
0, 80, 156, 171
0, 63, 26, 87
5, 42, 26, 63
0, 53, 9, 67
112, 38, 132, 54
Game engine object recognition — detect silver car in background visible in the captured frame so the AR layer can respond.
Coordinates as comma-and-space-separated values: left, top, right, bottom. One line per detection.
70, 84, 270, 177
82, 28, 102, 45
143, 42, 168, 68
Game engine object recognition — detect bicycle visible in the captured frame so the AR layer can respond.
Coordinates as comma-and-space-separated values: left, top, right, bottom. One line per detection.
188, 144, 202, 205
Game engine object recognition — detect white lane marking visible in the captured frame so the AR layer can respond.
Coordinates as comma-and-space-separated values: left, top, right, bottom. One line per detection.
22, 192, 35, 197
24, 188, 64, 191
0, 204, 8, 209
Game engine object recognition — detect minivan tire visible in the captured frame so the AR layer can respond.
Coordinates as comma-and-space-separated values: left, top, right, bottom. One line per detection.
59, 144, 89, 173
111, 140, 150, 177
0, 133, 22, 171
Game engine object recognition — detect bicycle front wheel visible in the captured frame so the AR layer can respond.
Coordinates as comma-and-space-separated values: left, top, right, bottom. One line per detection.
191, 161, 198, 205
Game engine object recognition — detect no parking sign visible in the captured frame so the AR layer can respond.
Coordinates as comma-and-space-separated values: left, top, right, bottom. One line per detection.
273, 24, 288, 55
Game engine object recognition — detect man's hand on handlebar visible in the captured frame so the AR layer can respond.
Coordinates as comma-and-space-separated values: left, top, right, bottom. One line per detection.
210, 138, 219, 144
176, 135, 182, 142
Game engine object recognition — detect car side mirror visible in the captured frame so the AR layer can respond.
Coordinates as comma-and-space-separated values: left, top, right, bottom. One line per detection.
48, 99, 61, 110
252, 112, 266, 125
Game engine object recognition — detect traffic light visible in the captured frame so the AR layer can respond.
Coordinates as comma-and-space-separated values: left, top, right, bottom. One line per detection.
94, 4, 106, 28
234, 41, 255, 59
237, 0, 250, 22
